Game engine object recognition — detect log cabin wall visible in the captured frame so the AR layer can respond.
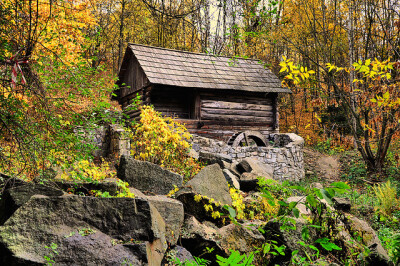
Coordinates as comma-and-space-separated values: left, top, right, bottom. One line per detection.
178, 90, 279, 141
118, 49, 149, 108
150, 86, 194, 119
120, 86, 279, 142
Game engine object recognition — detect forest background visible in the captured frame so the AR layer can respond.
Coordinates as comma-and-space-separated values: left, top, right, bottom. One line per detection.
1, 0, 400, 180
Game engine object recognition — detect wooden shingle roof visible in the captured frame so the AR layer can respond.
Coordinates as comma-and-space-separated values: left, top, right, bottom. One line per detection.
126, 43, 291, 93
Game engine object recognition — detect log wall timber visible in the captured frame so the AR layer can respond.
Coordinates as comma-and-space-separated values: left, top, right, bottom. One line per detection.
118, 49, 149, 100
193, 91, 278, 141
120, 87, 279, 142
150, 86, 193, 119
178, 119, 274, 141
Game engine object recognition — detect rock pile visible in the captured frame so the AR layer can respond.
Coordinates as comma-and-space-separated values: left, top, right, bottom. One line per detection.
0, 157, 391, 265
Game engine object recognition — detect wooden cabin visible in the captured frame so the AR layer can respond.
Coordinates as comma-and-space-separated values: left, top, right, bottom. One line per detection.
115, 43, 291, 142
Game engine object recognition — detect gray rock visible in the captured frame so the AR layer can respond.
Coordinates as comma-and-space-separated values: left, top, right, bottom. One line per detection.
346, 215, 390, 264
272, 133, 303, 147
218, 221, 265, 255
239, 172, 260, 192
180, 216, 265, 263
188, 149, 199, 160
0, 194, 167, 265
192, 143, 201, 152
198, 151, 232, 167
222, 169, 240, 190
176, 164, 231, 222
310, 182, 324, 189
181, 164, 232, 206
117, 155, 183, 195
0, 183, 64, 225
165, 246, 195, 264
129, 187, 146, 197
333, 197, 351, 212
228, 163, 241, 177
140, 195, 184, 246
237, 157, 274, 178
239, 172, 273, 192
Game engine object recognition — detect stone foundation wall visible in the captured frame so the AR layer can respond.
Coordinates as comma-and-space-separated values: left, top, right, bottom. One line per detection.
191, 133, 305, 182
75, 124, 130, 159
76, 123, 304, 181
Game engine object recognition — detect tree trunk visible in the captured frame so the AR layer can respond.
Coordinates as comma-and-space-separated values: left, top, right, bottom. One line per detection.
117, 0, 126, 71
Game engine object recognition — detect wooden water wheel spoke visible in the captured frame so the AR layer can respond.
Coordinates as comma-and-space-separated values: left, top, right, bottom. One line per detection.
228, 130, 268, 147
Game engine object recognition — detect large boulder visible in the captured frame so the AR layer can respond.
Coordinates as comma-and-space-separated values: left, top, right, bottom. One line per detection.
237, 157, 274, 178
181, 164, 231, 205
235, 158, 274, 192
180, 216, 265, 264
0, 183, 64, 225
117, 156, 183, 195
140, 195, 184, 246
180, 216, 225, 262
164, 246, 195, 264
0, 194, 167, 265
346, 215, 391, 265
176, 164, 232, 222
222, 169, 240, 190
238, 172, 267, 192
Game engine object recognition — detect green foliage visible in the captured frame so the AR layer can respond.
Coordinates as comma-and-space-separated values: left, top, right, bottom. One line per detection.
172, 256, 210, 266
315, 138, 344, 155
91, 180, 135, 198
392, 234, 400, 264
340, 152, 368, 183
44, 243, 58, 266
216, 250, 255, 266
373, 180, 399, 217
315, 237, 342, 251
255, 240, 285, 262
78, 228, 96, 236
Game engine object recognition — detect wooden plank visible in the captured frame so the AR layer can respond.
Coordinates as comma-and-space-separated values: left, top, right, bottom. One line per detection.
177, 119, 272, 127
201, 100, 273, 111
201, 113, 273, 122
202, 108, 273, 118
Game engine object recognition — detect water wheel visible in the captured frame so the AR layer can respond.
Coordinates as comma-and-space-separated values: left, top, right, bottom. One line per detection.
227, 130, 268, 147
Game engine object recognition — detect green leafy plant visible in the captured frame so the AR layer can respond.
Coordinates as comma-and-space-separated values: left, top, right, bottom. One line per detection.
78, 228, 96, 236
216, 250, 255, 266
44, 243, 58, 266
315, 237, 342, 251
392, 234, 400, 264
172, 256, 210, 266
373, 180, 399, 217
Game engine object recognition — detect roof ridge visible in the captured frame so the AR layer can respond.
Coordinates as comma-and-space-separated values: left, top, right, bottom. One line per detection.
128, 43, 263, 62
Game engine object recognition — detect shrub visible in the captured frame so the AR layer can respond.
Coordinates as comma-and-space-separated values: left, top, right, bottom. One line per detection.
58, 158, 115, 182
130, 105, 201, 178
373, 180, 399, 217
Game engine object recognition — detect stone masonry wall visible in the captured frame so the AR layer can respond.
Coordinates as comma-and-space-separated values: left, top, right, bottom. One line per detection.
77, 123, 304, 181
191, 133, 305, 182
75, 124, 130, 159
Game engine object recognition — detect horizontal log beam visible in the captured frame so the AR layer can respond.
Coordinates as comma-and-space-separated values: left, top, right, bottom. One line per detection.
202, 108, 273, 118
201, 100, 273, 111
201, 113, 273, 123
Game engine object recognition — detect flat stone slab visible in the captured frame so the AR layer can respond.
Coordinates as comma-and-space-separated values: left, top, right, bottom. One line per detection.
117, 155, 183, 195
0, 194, 166, 265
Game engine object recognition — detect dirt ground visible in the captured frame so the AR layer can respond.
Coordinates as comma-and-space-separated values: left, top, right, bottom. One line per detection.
303, 148, 341, 181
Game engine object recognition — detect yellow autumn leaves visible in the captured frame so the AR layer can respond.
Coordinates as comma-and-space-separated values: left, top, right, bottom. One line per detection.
130, 106, 201, 178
